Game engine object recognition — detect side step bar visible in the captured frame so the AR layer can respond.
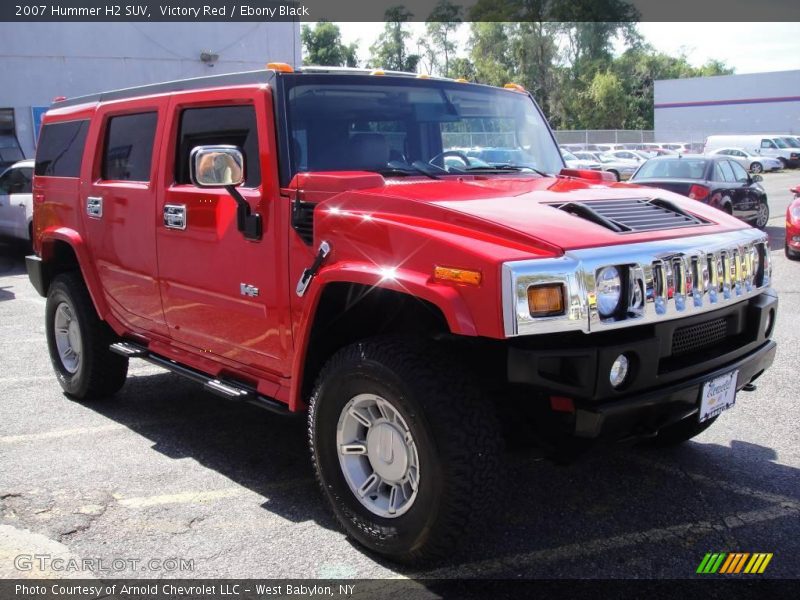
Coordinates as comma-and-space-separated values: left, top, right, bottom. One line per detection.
110, 341, 293, 416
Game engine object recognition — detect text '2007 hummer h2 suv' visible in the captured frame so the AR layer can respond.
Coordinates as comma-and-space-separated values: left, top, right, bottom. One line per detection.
27, 65, 777, 563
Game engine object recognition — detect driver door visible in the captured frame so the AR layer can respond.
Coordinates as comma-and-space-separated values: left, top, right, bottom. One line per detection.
155, 92, 290, 377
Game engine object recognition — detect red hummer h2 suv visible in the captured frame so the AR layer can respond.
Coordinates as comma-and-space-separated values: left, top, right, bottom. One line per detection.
26, 65, 777, 563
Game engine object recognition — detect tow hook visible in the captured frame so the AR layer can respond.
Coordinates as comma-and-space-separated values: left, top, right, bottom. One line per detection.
742, 383, 757, 392
296, 241, 331, 297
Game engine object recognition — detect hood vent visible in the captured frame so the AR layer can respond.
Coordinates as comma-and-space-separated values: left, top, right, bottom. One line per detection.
553, 198, 708, 233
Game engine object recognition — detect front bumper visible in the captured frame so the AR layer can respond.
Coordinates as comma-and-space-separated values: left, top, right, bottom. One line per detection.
507, 290, 777, 440
573, 339, 775, 439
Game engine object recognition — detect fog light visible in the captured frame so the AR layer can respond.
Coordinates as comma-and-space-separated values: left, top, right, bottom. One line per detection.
609, 354, 629, 388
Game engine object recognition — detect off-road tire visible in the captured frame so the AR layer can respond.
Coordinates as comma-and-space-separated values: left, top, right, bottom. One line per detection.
647, 415, 718, 447
308, 337, 502, 564
45, 272, 128, 400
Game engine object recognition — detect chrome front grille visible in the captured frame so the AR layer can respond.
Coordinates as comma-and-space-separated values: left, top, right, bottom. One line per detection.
502, 229, 771, 337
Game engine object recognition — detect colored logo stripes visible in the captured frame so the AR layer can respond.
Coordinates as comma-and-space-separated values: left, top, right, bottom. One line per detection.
697, 552, 773, 574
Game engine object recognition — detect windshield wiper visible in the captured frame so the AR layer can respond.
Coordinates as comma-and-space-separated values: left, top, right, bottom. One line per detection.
376, 165, 440, 180
455, 164, 551, 177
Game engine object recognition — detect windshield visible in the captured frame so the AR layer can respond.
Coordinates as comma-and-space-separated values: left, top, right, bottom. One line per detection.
283, 76, 563, 180
772, 138, 789, 148
780, 137, 800, 148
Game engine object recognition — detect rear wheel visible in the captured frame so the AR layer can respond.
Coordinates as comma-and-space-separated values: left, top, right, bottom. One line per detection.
647, 415, 718, 447
45, 272, 128, 400
308, 337, 501, 563
607, 169, 620, 181
750, 162, 763, 174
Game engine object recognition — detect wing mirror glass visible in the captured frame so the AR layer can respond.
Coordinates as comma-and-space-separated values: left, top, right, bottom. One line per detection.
190, 145, 245, 187
751, 174, 763, 183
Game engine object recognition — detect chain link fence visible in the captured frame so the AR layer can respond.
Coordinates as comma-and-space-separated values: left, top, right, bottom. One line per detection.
554, 130, 656, 145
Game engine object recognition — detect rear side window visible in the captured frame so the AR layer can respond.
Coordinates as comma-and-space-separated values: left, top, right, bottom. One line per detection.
102, 112, 158, 181
0, 166, 32, 194
175, 105, 261, 187
718, 160, 736, 182
35, 120, 89, 177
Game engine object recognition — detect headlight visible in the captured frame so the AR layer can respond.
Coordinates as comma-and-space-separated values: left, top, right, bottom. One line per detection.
596, 266, 622, 317
791, 207, 800, 220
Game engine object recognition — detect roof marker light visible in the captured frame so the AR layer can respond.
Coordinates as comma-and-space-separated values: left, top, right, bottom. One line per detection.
504, 83, 526, 92
267, 62, 294, 73
454, 78, 468, 83
370, 69, 386, 76
417, 73, 431, 79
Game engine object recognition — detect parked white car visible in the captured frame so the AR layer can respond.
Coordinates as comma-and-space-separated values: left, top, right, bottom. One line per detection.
561, 150, 602, 171
0, 159, 34, 244
704, 135, 799, 168
707, 147, 782, 174
572, 151, 638, 181
605, 149, 649, 164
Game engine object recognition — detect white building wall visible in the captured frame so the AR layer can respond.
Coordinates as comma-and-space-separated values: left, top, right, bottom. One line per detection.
654, 70, 800, 143
0, 22, 301, 157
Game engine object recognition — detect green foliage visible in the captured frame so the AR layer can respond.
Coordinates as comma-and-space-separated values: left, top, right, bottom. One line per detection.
368, 6, 420, 72
301, 21, 358, 67
419, 0, 463, 77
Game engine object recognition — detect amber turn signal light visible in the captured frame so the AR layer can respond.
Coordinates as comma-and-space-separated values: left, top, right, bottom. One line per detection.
433, 266, 482, 286
527, 284, 565, 317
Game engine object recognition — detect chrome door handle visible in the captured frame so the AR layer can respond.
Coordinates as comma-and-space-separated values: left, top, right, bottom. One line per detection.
163, 204, 187, 230
86, 196, 103, 218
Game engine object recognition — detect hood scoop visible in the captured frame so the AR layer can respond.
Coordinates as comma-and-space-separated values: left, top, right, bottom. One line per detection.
552, 198, 708, 233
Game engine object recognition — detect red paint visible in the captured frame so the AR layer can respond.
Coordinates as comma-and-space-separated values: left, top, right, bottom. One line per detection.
787, 187, 800, 252
33, 81, 758, 413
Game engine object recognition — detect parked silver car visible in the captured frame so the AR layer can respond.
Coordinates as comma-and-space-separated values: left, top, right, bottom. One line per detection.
572, 151, 638, 181
707, 147, 782, 173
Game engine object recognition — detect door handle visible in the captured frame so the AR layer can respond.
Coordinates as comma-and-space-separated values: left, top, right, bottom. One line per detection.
163, 204, 187, 230
86, 196, 103, 218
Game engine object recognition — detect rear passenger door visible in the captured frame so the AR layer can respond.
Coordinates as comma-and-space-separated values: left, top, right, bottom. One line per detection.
82, 103, 168, 335
155, 91, 289, 378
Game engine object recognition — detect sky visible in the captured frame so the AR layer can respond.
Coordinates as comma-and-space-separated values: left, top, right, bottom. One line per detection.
333, 22, 800, 75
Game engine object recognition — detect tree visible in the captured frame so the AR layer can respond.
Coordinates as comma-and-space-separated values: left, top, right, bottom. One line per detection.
369, 6, 420, 72
422, 0, 463, 77
301, 21, 358, 67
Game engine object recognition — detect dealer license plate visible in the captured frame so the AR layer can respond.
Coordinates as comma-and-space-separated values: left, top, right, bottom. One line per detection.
699, 370, 739, 423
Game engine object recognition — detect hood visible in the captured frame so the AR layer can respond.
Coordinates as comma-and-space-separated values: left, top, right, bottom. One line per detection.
293, 172, 750, 255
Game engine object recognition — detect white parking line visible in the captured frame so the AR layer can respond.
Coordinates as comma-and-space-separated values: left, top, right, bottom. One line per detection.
115, 478, 312, 508
0, 424, 126, 444
416, 503, 797, 579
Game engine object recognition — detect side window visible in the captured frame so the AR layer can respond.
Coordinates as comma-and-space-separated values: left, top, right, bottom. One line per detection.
728, 160, 750, 182
34, 120, 89, 177
713, 162, 726, 182
761, 139, 775, 149
102, 112, 158, 181
4, 167, 33, 194
718, 160, 736, 182
175, 105, 261, 187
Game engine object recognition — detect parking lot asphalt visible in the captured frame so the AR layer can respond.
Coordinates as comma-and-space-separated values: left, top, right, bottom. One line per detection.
1, 172, 798, 584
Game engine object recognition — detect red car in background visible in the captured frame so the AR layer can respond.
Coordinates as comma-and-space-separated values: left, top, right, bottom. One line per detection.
787, 185, 800, 259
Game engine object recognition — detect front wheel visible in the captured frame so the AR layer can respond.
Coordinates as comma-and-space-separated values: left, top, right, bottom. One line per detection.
750, 162, 763, 174
308, 338, 501, 563
45, 272, 128, 400
755, 200, 769, 230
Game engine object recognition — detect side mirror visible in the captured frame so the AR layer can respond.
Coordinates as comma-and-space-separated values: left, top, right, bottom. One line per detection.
190, 145, 245, 187
751, 174, 763, 183
189, 145, 261, 241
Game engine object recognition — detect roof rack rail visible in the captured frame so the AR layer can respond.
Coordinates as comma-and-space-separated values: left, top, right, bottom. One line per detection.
52, 69, 276, 108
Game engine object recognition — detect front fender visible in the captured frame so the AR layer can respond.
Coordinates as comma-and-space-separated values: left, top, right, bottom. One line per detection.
287, 262, 478, 412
